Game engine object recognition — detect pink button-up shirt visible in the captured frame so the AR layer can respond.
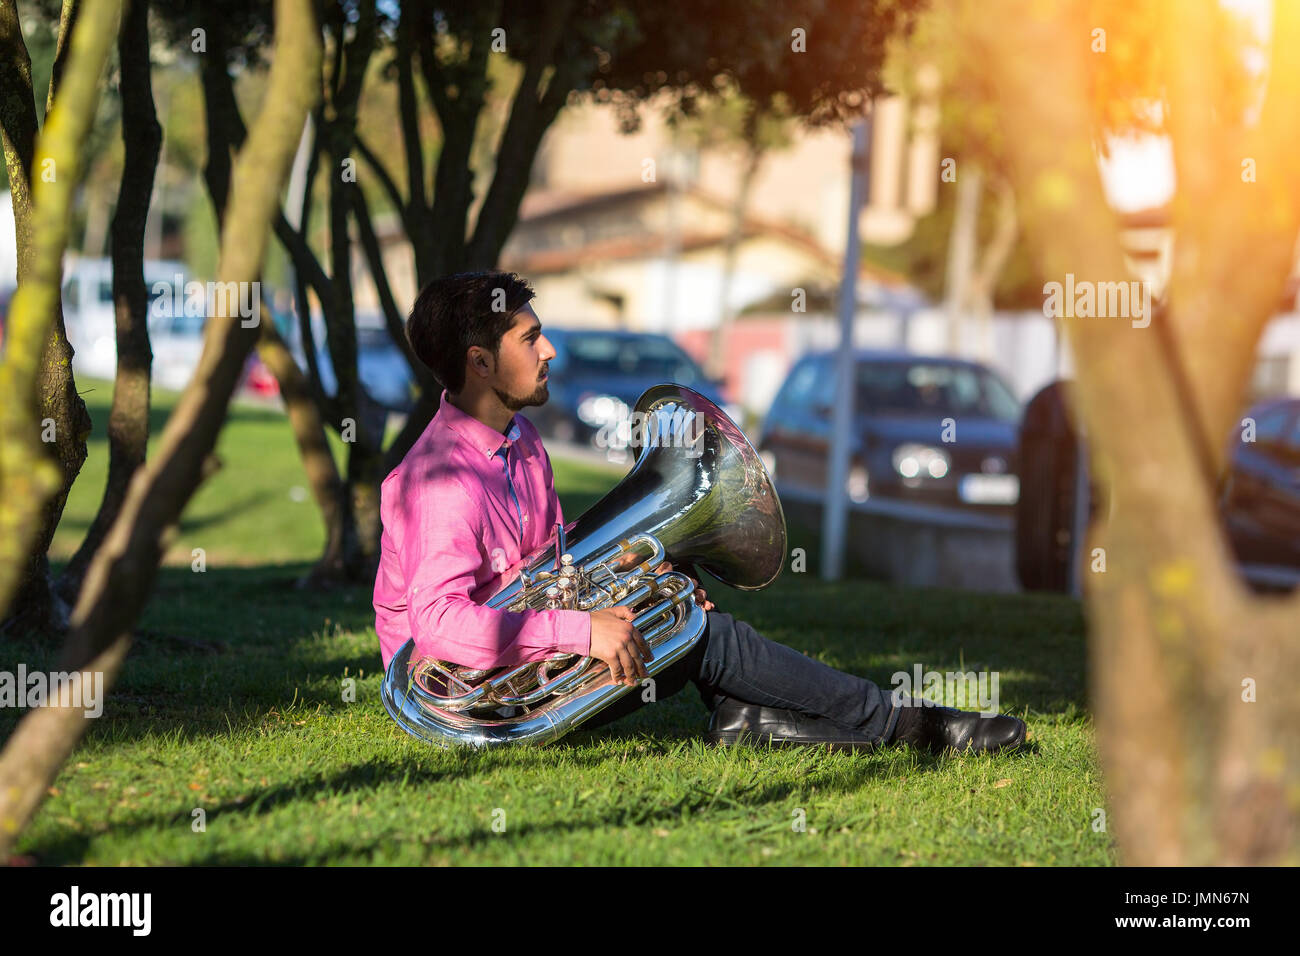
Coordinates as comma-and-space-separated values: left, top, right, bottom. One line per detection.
374, 389, 592, 672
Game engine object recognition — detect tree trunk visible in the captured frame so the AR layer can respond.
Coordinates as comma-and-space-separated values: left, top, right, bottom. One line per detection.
254, 323, 348, 583
0, 0, 322, 860
0, 0, 120, 695
55, 0, 161, 608
379, 0, 580, 472
0, 0, 93, 638
343, 426, 385, 580
317, 0, 385, 581
463, 0, 578, 269
963, 0, 1300, 865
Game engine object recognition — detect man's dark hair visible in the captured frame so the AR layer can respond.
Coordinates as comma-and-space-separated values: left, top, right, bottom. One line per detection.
406, 271, 536, 393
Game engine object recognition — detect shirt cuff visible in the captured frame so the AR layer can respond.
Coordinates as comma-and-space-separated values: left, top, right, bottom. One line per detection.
551, 609, 592, 657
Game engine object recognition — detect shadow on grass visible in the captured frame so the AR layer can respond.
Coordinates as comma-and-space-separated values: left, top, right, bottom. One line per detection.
53, 491, 279, 538
75, 386, 288, 438
12, 554, 1080, 864
4, 561, 1087, 752
31, 737, 928, 865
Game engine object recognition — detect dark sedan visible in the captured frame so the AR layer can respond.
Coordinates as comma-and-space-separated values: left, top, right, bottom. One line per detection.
1221, 396, 1300, 567
525, 328, 730, 451
758, 351, 1023, 510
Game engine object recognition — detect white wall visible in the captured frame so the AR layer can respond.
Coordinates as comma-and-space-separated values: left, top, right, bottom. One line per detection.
1, 192, 15, 287
1258, 312, 1300, 395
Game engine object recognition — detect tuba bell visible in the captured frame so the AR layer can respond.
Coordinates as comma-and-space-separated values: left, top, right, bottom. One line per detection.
381, 383, 787, 747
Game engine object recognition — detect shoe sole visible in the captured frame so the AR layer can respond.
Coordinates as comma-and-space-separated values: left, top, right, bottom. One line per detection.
706, 729, 878, 753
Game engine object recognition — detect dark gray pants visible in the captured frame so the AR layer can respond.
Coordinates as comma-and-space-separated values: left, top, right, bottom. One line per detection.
581, 610, 901, 743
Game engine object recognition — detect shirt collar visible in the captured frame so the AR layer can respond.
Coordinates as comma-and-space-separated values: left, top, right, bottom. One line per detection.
437, 388, 525, 460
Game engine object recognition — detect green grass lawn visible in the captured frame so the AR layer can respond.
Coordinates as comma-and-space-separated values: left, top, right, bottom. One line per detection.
4, 380, 1113, 865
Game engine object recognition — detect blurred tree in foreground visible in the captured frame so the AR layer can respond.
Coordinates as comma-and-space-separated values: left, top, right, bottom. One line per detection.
0, 0, 94, 637
955, 0, 1300, 864
0, 0, 321, 860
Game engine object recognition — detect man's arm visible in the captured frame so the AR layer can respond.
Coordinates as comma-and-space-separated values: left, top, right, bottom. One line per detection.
402, 478, 591, 671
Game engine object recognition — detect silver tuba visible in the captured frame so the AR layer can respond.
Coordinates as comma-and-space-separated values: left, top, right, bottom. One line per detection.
381, 383, 786, 747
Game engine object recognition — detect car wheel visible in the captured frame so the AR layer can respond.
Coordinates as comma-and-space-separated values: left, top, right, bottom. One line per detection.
1015, 382, 1079, 592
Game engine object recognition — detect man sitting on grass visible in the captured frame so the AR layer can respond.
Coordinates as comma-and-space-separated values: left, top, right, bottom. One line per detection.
373, 271, 1028, 754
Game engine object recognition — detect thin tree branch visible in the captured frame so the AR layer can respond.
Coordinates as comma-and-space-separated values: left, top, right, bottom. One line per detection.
346, 181, 435, 391
395, 3, 427, 217
44, 0, 80, 115
353, 133, 406, 221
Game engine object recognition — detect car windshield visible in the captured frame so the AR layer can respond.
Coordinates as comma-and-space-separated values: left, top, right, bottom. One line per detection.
855, 362, 1021, 422
562, 335, 700, 383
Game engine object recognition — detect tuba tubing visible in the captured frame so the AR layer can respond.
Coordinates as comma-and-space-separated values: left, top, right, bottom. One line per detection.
385, 592, 707, 747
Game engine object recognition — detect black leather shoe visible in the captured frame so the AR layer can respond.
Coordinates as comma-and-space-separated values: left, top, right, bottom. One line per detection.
893, 703, 1027, 755
705, 696, 880, 753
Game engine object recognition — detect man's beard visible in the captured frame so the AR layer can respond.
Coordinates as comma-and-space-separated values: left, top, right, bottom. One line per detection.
493, 379, 549, 412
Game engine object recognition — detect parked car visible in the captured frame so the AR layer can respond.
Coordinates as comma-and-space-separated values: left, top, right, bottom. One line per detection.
1220, 396, 1300, 567
62, 257, 202, 388
149, 308, 208, 391
238, 351, 281, 400
1015, 385, 1300, 593
758, 350, 1023, 510
524, 327, 732, 448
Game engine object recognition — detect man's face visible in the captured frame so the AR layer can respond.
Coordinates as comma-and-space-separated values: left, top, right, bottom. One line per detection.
480, 304, 556, 411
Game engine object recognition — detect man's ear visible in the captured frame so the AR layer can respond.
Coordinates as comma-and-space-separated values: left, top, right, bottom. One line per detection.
467, 346, 493, 379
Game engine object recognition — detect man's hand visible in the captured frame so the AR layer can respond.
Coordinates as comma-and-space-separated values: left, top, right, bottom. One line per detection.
590, 606, 653, 687
654, 560, 715, 611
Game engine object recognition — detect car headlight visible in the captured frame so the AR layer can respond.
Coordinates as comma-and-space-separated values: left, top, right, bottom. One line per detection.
576, 394, 629, 427
892, 443, 950, 479
847, 463, 870, 502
